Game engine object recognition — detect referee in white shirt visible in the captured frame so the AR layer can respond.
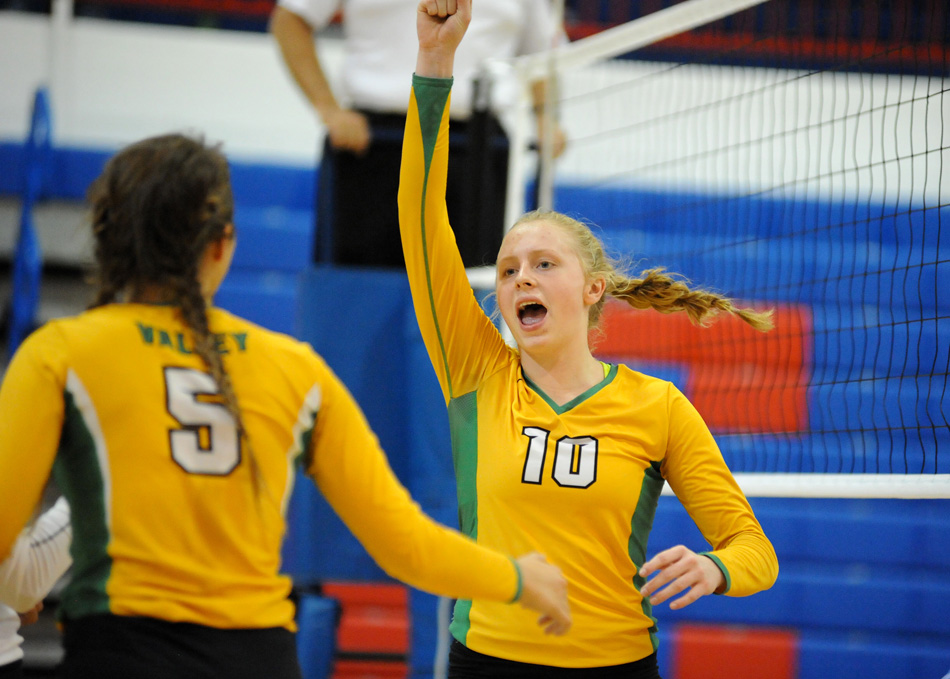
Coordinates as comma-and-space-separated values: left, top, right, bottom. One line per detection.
269, 0, 566, 268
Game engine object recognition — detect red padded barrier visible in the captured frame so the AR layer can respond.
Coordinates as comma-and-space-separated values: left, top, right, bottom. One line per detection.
670, 624, 798, 679
672, 623, 798, 679
80, 0, 275, 16
322, 582, 409, 655
597, 301, 811, 433
333, 660, 408, 679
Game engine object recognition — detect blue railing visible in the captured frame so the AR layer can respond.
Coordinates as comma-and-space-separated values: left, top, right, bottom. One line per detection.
8, 87, 52, 358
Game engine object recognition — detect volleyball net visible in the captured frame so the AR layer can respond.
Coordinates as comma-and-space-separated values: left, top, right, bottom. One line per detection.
478, 0, 950, 498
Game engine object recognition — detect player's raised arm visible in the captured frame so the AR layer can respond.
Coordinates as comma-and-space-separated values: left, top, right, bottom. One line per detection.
399, 0, 510, 402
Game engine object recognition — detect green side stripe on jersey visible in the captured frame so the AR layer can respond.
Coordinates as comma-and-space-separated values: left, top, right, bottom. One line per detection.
298, 411, 318, 471
450, 598, 474, 646
447, 392, 479, 538
628, 460, 665, 652
447, 391, 479, 643
412, 74, 456, 398
52, 389, 113, 620
299, 426, 314, 469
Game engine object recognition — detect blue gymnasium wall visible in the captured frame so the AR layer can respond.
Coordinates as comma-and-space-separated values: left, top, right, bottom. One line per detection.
4, 144, 949, 679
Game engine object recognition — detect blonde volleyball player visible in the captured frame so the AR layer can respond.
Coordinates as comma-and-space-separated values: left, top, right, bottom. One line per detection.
0, 133, 570, 679
399, 1, 779, 676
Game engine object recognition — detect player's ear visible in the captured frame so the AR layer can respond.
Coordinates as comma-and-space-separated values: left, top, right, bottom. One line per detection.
584, 275, 606, 306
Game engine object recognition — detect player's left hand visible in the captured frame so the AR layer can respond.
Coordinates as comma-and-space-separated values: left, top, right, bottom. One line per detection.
638, 545, 726, 610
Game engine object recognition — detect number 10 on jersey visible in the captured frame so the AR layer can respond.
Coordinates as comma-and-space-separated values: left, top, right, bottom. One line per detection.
521, 426, 598, 489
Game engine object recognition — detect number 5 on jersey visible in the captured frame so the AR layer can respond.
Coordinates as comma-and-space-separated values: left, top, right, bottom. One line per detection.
165, 367, 241, 475
521, 426, 598, 488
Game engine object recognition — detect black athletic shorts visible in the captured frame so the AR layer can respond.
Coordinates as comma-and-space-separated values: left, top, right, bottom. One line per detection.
60, 614, 302, 679
448, 639, 662, 679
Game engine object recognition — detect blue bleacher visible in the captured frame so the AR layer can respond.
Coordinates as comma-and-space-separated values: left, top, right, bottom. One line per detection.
651, 495, 950, 677
557, 184, 950, 320
596, 463, 950, 676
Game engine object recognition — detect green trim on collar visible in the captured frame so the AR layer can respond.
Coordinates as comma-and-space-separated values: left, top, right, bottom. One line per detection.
522, 362, 619, 414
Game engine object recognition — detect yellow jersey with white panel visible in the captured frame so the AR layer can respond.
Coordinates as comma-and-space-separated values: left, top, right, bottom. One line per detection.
0, 303, 522, 630
399, 75, 779, 668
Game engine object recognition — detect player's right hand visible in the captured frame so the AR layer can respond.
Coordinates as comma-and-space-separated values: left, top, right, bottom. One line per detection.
515, 552, 571, 635
417, 0, 470, 55
324, 107, 371, 154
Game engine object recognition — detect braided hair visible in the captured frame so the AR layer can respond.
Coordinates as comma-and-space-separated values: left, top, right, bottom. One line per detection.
510, 210, 774, 334
87, 134, 264, 495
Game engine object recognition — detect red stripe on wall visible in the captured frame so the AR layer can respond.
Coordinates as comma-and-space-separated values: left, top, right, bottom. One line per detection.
322, 582, 409, 655
564, 24, 948, 69
597, 301, 812, 433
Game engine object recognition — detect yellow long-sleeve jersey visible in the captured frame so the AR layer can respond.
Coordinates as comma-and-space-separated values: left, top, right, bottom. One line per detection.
398, 75, 779, 667
0, 303, 521, 630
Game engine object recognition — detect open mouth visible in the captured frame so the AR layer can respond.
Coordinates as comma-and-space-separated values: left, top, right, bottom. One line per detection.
518, 302, 548, 327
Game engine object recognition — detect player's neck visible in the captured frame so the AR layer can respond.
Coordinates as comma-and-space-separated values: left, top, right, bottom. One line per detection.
131, 285, 214, 306
130, 285, 173, 304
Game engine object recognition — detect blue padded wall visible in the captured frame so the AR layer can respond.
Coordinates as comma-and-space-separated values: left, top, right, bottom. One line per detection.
282, 266, 415, 584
